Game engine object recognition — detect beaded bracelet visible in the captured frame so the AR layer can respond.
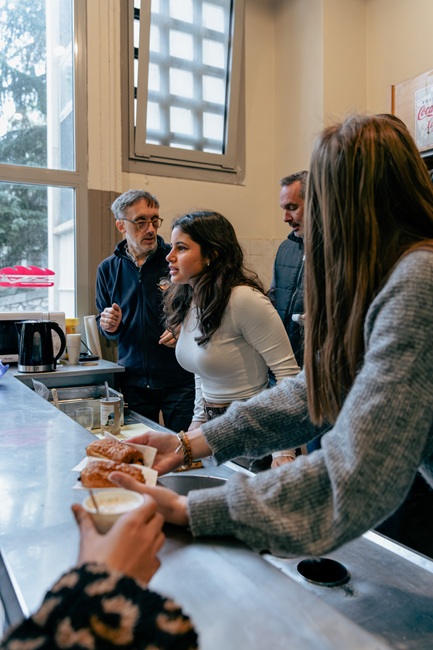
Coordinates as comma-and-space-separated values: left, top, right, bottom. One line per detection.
175, 430, 193, 470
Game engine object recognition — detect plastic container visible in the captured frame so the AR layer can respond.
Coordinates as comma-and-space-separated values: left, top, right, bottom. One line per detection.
100, 396, 121, 435
65, 317, 80, 334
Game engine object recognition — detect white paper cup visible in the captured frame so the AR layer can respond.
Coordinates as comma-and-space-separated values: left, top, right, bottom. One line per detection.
83, 489, 144, 534
66, 333, 81, 365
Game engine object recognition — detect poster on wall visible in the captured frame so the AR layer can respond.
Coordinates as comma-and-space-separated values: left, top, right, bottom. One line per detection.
415, 86, 433, 150
392, 69, 433, 153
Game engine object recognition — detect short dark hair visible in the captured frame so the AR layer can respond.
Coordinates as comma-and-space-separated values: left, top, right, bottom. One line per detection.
280, 170, 308, 199
111, 189, 160, 219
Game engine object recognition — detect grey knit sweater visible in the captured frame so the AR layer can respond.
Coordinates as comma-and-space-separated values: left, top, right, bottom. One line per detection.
188, 250, 433, 557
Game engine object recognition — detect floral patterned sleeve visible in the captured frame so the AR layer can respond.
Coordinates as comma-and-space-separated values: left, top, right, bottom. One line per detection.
1, 563, 198, 649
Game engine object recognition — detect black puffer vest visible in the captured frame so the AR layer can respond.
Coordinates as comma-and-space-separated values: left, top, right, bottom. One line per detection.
269, 233, 304, 366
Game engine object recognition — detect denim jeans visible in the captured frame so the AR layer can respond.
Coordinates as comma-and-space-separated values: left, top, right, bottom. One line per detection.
121, 383, 195, 433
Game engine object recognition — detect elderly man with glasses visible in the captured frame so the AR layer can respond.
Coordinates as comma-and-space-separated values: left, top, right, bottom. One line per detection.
96, 189, 195, 432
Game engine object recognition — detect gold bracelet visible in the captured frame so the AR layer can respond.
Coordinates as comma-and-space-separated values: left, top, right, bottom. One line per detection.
175, 430, 193, 470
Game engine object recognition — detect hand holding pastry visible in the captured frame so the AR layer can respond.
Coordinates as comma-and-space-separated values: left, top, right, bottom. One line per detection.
125, 429, 212, 476
109, 472, 190, 528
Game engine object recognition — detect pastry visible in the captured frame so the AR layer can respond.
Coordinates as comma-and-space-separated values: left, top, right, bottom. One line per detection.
80, 459, 146, 488
86, 439, 144, 464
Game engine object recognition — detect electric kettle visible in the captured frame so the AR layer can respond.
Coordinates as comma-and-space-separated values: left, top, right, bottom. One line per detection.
17, 320, 66, 372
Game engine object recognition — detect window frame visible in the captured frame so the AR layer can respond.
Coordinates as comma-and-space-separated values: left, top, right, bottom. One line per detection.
0, 0, 88, 318
121, 0, 245, 185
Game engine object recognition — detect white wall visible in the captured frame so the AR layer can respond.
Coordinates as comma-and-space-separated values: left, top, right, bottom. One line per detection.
323, 0, 367, 122
366, 0, 433, 112
273, 0, 324, 243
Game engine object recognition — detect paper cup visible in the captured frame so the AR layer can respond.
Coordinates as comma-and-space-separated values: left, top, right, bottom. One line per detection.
66, 333, 81, 365
83, 489, 144, 534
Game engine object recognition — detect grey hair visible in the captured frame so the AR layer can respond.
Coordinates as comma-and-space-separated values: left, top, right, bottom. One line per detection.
280, 170, 308, 200
111, 189, 160, 220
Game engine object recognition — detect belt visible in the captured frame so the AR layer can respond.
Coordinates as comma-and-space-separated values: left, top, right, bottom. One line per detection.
203, 398, 231, 409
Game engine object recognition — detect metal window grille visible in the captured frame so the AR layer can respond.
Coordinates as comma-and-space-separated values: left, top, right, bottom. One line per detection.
130, 0, 244, 174
134, 0, 231, 153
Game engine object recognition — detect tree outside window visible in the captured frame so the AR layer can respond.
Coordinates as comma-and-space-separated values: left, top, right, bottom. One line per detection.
0, 0, 79, 315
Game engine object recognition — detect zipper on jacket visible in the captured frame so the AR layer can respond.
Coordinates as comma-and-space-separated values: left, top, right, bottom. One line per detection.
138, 264, 150, 386
285, 253, 305, 323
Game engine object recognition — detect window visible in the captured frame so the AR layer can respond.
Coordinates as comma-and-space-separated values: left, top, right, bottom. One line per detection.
122, 0, 245, 183
0, 0, 87, 316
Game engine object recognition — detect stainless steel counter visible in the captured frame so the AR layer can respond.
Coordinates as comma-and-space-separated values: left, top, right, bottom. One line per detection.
0, 372, 396, 649
0, 372, 94, 624
8, 358, 125, 388
264, 532, 433, 649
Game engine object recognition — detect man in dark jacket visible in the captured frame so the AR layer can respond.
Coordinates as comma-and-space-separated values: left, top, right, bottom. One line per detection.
96, 189, 195, 432
269, 170, 307, 367
271, 170, 324, 459
250, 171, 308, 472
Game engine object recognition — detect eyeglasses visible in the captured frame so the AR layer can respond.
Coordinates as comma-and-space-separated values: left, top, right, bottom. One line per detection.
120, 217, 163, 230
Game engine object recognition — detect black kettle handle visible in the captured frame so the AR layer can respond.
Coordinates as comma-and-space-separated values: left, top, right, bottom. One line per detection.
49, 322, 67, 360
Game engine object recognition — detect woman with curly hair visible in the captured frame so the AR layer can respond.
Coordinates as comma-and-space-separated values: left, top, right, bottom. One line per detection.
163, 210, 299, 467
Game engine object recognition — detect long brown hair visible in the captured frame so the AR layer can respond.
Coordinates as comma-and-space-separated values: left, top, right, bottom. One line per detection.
304, 113, 433, 424
163, 210, 264, 346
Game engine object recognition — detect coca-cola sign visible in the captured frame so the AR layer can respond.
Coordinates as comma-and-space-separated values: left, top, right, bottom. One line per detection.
415, 85, 433, 149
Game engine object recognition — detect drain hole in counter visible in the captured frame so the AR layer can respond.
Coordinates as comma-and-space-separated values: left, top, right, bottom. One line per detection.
296, 558, 350, 587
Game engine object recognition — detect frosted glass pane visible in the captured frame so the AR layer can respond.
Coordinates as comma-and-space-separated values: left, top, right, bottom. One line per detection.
148, 63, 160, 91
203, 112, 223, 141
170, 69, 193, 98
147, 102, 161, 130
134, 58, 139, 87
204, 146, 221, 153
150, 25, 160, 52
170, 30, 193, 60
134, 19, 140, 48
170, 143, 194, 150
203, 40, 225, 68
135, 0, 238, 159
170, 107, 193, 135
203, 3, 225, 32
170, 0, 193, 22
203, 76, 225, 104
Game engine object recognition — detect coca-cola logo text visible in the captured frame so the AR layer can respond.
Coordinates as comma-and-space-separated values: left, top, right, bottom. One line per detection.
417, 104, 433, 121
